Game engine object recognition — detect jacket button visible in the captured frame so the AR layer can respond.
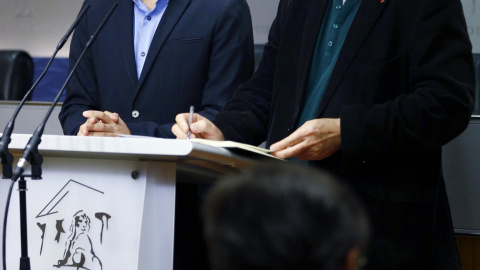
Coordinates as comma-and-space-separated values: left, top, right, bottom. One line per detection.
132, 110, 140, 118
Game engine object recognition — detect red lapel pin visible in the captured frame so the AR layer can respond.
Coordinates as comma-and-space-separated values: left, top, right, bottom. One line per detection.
380, 0, 385, 2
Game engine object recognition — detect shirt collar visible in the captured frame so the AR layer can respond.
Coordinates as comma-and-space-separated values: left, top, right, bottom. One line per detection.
132, 0, 169, 8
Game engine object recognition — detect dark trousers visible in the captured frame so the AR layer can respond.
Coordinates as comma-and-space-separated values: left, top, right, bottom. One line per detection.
173, 182, 211, 270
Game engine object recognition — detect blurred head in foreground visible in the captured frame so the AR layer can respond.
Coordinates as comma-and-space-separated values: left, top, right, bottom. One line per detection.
203, 163, 370, 270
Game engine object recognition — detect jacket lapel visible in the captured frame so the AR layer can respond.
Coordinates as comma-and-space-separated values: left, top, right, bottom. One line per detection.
119, 0, 138, 91
136, 0, 191, 92
316, 0, 390, 116
288, 0, 329, 104
295, 0, 333, 101
273, 0, 328, 129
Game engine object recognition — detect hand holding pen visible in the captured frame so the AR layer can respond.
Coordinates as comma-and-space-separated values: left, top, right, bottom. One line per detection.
172, 108, 225, 140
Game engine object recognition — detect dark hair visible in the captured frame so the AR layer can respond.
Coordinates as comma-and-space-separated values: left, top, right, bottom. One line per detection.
203, 162, 370, 270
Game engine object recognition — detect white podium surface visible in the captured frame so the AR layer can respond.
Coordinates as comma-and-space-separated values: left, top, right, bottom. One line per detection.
0, 134, 263, 270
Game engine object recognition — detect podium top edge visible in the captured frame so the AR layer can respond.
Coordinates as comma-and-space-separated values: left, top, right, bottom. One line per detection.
2, 134, 266, 169
6, 133, 194, 157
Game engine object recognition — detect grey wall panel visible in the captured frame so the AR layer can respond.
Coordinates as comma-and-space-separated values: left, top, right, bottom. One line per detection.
443, 118, 480, 233
0, 102, 63, 135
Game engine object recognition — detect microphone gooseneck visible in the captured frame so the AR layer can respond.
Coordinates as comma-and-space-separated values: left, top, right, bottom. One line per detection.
0, 3, 90, 179
11, 2, 119, 181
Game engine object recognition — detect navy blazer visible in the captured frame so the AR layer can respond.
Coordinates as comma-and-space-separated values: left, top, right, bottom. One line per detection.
215, 0, 475, 268
59, 0, 254, 137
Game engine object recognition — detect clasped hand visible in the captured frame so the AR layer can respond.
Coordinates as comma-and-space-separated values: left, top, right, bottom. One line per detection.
77, 110, 131, 136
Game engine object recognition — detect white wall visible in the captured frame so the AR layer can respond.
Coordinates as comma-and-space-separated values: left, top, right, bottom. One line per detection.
0, 0, 478, 57
0, 0, 83, 57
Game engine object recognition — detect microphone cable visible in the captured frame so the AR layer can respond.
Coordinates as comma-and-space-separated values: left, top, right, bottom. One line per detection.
2, 180, 15, 270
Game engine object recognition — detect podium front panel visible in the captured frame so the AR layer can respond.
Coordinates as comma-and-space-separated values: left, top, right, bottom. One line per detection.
0, 156, 176, 270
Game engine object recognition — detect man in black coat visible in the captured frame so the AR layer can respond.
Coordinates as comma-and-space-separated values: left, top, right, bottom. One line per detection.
173, 0, 475, 268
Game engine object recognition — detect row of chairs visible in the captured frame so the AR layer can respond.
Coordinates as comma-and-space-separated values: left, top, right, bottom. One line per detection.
0, 50, 33, 100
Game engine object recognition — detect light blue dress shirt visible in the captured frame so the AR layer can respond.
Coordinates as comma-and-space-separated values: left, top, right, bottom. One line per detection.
133, 0, 169, 79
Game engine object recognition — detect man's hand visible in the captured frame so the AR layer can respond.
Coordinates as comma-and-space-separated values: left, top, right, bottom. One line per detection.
77, 110, 131, 137
172, 113, 225, 140
270, 118, 341, 160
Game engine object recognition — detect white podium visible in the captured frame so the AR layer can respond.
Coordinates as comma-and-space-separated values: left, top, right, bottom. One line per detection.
0, 134, 264, 270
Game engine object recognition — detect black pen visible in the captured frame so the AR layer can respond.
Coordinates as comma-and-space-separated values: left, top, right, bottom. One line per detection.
187, 106, 194, 140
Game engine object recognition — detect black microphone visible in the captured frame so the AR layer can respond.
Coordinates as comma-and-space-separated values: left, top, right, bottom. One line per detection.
0, 3, 90, 179
11, 2, 119, 181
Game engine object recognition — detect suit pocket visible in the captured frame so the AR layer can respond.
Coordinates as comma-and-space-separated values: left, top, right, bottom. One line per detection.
164, 37, 203, 45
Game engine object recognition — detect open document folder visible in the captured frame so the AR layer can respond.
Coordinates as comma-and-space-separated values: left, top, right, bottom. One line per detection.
189, 138, 276, 158
117, 134, 280, 159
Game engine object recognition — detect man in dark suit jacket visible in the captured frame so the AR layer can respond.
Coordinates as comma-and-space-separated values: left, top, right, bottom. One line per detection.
59, 1, 253, 269
59, 0, 254, 138
173, 0, 475, 268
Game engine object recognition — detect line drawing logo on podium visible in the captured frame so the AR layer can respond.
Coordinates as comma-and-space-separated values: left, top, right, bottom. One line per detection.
35, 180, 111, 270
54, 210, 102, 270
